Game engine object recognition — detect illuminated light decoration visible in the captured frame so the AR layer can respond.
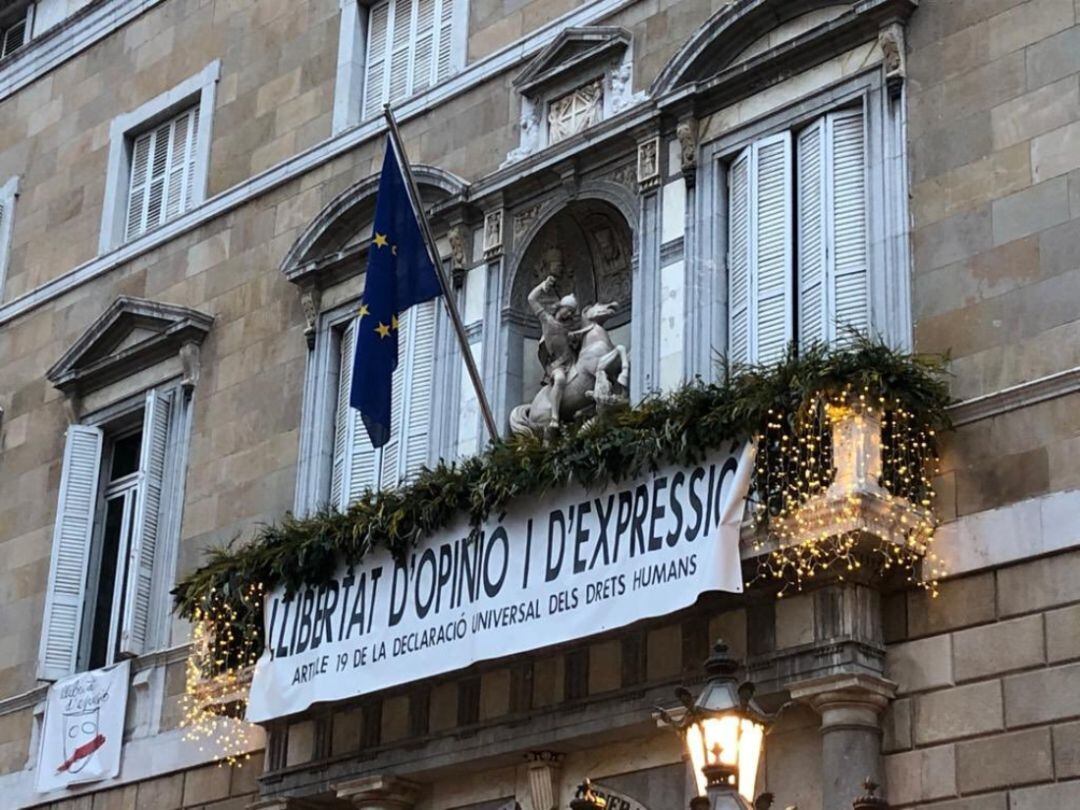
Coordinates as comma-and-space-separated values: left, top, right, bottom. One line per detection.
751, 385, 942, 597
179, 582, 263, 766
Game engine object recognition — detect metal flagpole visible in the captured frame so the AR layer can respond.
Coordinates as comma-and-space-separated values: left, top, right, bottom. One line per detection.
382, 104, 500, 444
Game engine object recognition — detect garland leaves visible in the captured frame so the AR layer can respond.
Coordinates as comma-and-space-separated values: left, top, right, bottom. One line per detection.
172, 338, 951, 628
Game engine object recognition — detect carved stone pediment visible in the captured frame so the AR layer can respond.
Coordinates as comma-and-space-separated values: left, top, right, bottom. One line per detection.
514, 27, 632, 96
503, 27, 644, 167
47, 296, 213, 397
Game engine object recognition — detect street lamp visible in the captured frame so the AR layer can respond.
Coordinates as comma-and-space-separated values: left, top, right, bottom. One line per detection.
659, 640, 772, 810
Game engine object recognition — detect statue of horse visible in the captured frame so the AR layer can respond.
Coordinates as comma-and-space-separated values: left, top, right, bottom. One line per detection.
509, 300, 629, 437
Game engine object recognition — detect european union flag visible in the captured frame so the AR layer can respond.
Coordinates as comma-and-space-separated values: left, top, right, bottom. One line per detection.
350, 137, 443, 447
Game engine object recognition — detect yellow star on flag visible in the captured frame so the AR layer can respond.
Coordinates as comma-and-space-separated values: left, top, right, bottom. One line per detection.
375, 321, 392, 338
391, 314, 399, 330
356, 303, 370, 321
373, 232, 389, 248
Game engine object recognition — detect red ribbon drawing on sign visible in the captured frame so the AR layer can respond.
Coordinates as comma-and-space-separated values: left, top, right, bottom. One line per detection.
56, 733, 106, 773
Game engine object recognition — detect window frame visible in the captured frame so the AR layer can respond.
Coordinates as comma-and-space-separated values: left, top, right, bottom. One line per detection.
332, 0, 468, 134
0, 1, 34, 61
694, 69, 910, 372
98, 60, 219, 253
295, 293, 446, 516
38, 381, 191, 680
0, 174, 18, 298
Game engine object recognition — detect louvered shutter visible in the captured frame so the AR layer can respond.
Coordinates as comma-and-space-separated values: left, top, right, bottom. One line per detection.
363, 1, 390, 120
727, 149, 751, 365
125, 131, 153, 240
401, 301, 435, 479
435, 0, 453, 81
827, 109, 868, 344
797, 119, 826, 346
333, 319, 379, 508
119, 389, 173, 657
38, 425, 104, 681
412, 0, 436, 93
0, 15, 27, 59
378, 319, 407, 487
752, 132, 793, 365
387, 0, 412, 105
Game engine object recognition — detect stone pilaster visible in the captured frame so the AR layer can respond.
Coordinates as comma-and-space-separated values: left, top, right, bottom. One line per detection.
336, 775, 421, 810
790, 674, 896, 810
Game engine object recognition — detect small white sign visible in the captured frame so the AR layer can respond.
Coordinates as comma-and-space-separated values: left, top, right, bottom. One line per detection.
36, 660, 129, 793
247, 443, 753, 722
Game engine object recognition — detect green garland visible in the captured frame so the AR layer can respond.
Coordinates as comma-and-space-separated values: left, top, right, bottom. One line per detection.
172, 338, 951, 629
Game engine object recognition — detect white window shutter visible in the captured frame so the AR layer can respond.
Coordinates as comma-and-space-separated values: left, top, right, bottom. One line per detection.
363, 1, 390, 120
387, 0, 412, 105
333, 319, 379, 509
827, 109, 868, 344
125, 131, 153, 240
751, 132, 793, 365
435, 0, 454, 81
727, 148, 751, 366
797, 118, 827, 346
411, 0, 437, 93
401, 301, 436, 478
119, 389, 173, 657
38, 425, 104, 681
379, 324, 407, 487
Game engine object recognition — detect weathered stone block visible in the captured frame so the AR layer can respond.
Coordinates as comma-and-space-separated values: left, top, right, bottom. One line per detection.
882, 696, 912, 753
956, 727, 1053, 793
1010, 781, 1080, 810
998, 550, 1080, 616
992, 176, 1072, 245
887, 635, 954, 695
588, 640, 621, 694
381, 694, 410, 743
991, 75, 1080, 150
429, 682, 457, 733
331, 707, 363, 756
708, 609, 747, 661
91, 785, 137, 810
883, 743, 957, 805
646, 624, 681, 680
1025, 26, 1080, 89
1004, 661, 1080, 727
135, 773, 183, 809
915, 796, 1008, 810
908, 572, 996, 637
284, 719, 314, 767
1046, 603, 1080, 662
183, 764, 231, 805
1052, 720, 1080, 778
913, 205, 993, 271
480, 669, 510, 720
914, 681, 1004, 744
1032, 120, 1080, 183
953, 614, 1045, 681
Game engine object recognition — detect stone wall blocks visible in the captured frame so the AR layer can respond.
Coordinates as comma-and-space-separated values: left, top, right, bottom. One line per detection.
952, 614, 1046, 682
183, 764, 232, 806
1025, 26, 1080, 90
913, 681, 1004, 745
991, 177, 1072, 246
998, 550, 1080, 616
883, 743, 957, 806
1009, 780, 1080, 810
1003, 661, 1080, 728
955, 727, 1054, 793
908, 573, 997, 639
1046, 603, 1080, 663
888, 635, 955, 695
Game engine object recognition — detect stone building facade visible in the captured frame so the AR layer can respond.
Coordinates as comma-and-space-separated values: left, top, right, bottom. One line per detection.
0, 0, 1078, 809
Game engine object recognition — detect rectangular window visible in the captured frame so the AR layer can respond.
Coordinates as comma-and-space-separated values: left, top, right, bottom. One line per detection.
39, 388, 179, 679
362, 0, 457, 121
124, 104, 202, 241
0, 2, 33, 59
726, 107, 867, 365
330, 300, 436, 508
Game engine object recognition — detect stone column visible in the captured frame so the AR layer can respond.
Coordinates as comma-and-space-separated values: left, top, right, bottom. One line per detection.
336, 775, 420, 810
789, 674, 895, 810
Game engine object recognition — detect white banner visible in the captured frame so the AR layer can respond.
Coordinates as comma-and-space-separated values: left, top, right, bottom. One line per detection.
247, 443, 753, 722
36, 660, 129, 793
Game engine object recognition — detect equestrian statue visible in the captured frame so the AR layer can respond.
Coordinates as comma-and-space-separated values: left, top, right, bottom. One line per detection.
509, 272, 630, 437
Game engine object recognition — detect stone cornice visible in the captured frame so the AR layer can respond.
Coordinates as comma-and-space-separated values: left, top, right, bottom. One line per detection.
947, 366, 1080, 426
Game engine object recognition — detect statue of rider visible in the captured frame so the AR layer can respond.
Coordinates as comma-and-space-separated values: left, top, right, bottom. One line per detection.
527, 248, 581, 428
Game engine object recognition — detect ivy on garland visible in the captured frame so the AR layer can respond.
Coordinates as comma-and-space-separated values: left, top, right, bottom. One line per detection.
173, 338, 951, 636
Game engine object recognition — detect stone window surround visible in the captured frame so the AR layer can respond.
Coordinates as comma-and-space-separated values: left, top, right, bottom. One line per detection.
332, 0, 470, 135
98, 59, 220, 254
0, 174, 18, 297
692, 68, 912, 369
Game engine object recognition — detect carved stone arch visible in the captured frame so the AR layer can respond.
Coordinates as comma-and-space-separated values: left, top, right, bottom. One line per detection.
651, 0, 870, 95
280, 164, 469, 286
503, 179, 639, 311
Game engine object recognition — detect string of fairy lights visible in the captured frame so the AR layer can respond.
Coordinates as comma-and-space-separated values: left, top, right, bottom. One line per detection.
180, 386, 944, 762
750, 385, 943, 596
180, 582, 263, 766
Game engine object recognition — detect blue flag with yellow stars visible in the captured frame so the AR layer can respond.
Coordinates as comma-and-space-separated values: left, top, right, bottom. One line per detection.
350, 137, 442, 447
